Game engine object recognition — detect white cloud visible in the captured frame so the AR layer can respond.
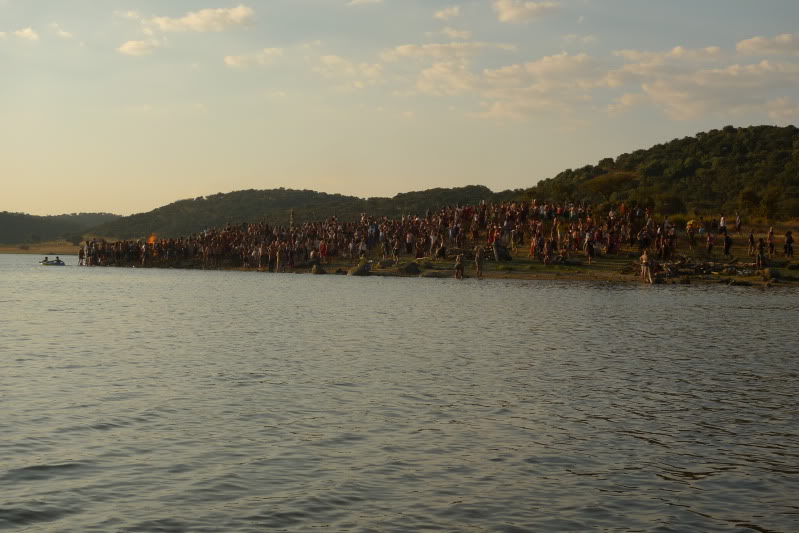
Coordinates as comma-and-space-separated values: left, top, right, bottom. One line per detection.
640, 60, 799, 119
14, 27, 39, 41
442, 27, 471, 40
224, 48, 284, 68
416, 62, 478, 95
313, 54, 383, 89
434, 6, 461, 20
562, 34, 596, 45
382, 42, 515, 62
149, 5, 254, 32
737, 34, 799, 57
614, 45, 723, 63
493, 0, 558, 23
50, 23, 73, 39
117, 40, 160, 56
767, 97, 799, 123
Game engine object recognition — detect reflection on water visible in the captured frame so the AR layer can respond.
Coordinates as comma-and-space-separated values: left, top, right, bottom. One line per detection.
1, 254, 798, 532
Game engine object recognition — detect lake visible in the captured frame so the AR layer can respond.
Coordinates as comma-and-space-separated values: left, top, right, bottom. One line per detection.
1, 254, 798, 532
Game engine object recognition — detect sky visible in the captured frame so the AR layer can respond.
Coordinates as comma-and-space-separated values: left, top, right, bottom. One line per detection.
2, 0, 798, 216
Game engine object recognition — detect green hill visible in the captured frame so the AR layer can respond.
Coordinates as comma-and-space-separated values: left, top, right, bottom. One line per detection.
0, 212, 120, 245
90, 185, 520, 240
528, 125, 799, 219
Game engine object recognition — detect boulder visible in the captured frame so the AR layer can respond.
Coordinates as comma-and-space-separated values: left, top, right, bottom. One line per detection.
762, 268, 781, 280
311, 265, 326, 275
397, 262, 421, 275
378, 259, 395, 268
419, 270, 450, 278
348, 260, 370, 276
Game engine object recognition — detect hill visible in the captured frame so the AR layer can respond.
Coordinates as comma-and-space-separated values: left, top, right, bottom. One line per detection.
528, 125, 799, 219
90, 185, 519, 240
0, 212, 120, 245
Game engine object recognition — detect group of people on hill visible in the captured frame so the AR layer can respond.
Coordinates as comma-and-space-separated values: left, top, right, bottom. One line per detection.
77, 200, 794, 282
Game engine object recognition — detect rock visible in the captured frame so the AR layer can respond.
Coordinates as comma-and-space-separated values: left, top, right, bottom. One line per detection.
348, 260, 370, 276
335, 268, 346, 275
378, 259, 395, 268
419, 270, 450, 278
295, 258, 320, 269
728, 279, 751, 287
419, 261, 434, 269
762, 268, 781, 280
311, 265, 326, 275
397, 262, 421, 275
787, 263, 799, 271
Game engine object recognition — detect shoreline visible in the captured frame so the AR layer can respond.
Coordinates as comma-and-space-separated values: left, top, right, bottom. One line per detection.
48, 255, 799, 288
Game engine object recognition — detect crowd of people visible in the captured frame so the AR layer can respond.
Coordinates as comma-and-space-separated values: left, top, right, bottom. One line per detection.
77, 200, 794, 281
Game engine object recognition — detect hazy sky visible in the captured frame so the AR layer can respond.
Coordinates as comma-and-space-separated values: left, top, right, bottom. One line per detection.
2, 0, 798, 215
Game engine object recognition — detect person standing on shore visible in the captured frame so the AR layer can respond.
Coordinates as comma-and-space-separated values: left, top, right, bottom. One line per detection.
756, 238, 767, 270
706, 233, 714, 256
784, 231, 794, 258
474, 246, 484, 279
454, 254, 464, 279
723, 233, 733, 257
640, 249, 653, 284
767, 227, 775, 258
748, 229, 756, 256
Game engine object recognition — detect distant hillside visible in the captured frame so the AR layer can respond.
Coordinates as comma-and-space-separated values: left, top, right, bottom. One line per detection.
0, 212, 120, 244
528, 125, 799, 219
90, 185, 520, 240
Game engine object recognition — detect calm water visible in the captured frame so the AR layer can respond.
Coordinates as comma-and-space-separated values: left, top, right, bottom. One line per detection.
1, 254, 798, 532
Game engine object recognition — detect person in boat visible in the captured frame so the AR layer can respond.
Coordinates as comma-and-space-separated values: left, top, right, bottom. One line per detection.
55, 256, 62, 264
42, 256, 49, 263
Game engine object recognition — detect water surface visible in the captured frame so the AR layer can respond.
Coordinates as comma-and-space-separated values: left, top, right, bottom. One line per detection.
1, 254, 798, 532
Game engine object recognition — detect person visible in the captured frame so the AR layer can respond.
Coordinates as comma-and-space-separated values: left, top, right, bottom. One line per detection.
42, 256, 49, 264
474, 246, 484, 279
767, 227, 775, 258
640, 249, 653, 284
454, 253, 464, 279
719, 213, 727, 235
706, 233, 714, 256
756, 238, 767, 270
723, 234, 732, 257
748, 229, 756, 256
784, 231, 794, 258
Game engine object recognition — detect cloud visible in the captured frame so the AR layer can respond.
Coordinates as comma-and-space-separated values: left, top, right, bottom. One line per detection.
313, 54, 383, 89
224, 47, 284, 68
441, 27, 471, 40
562, 34, 596, 45
640, 60, 799, 119
614, 45, 723, 63
149, 5, 254, 32
14, 27, 39, 41
416, 62, 478, 95
117, 40, 160, 56
382, 42, 515, 62
767, 97, 799, 123
50, 23, 73, 39
434, 6, 461, 20
737, 33, 799, 57
493, 0, 558, 23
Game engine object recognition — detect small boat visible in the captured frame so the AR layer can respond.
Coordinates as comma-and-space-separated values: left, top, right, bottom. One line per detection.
39, 259, 66, 266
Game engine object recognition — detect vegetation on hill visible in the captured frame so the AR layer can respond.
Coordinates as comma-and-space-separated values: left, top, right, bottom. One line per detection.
528, 125, 799, 219
90, 185, 520, 240
0, 212, 120, 245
